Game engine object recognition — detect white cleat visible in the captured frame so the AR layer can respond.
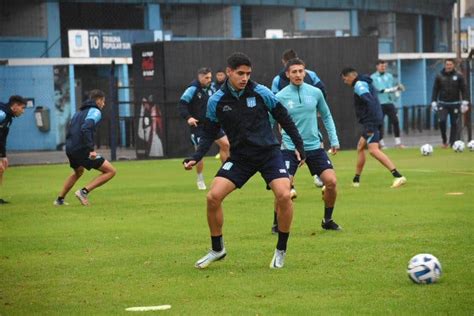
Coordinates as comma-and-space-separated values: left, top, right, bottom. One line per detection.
197, 180, 207, 190
53, 199, 69, 206
352, 182, 360, 188
391, 176, 407, 188
269, 249, 286, 269
195, 248, 227, 269
74, 190, 89, 206
290, 188, 297, 200
314, 175, 324, 188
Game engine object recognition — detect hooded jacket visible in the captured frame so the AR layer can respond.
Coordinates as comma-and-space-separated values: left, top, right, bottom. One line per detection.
65, 99, 102, 155
178, 80, 216, 132
351, 75, 383, 132
0, 102, 15, 157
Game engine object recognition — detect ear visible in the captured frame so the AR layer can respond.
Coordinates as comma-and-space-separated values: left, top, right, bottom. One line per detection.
225, 67, 231, 76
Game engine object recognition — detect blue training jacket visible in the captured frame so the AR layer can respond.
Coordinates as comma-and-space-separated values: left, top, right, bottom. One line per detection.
178, 80, 216, 127
190, 79, 304, 162
351, 75, 383, 132
0, 102, 14, 157
65, 99, 102, 155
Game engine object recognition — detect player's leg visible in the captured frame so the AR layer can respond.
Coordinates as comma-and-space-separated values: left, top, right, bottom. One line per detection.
448, 106, 459, 146
379, 106, 388, 148
55, 166, 84, 205
386, 104, 404, 147
75, 158, 116, 206
191, 132, 206, 190
353, 136, 366, 187
0, 158, 7, 203
214, 132, 230, 163
438, 106, 449, 147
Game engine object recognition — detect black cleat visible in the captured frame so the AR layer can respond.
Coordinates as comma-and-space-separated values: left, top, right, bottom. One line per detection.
321, 219, 342, 231
0, 198, 9, 204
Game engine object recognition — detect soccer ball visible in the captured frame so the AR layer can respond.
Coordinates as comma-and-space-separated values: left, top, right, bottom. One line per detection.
467, 140, 474, 151
407, 254, 442, 284
452, 140, 465, 152
420, 144, 433, 156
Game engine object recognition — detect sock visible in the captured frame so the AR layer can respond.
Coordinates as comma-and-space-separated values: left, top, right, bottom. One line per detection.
273, 210, 278, 225
197, 173, 204, 182
211, 235, 223, 252
276, 231, 289, 251
391, 169, 402, 178
380, 139, 385, 147
353, 174, 360, 183
81, 188, 89, 194
324, 207, 334, 221
395, 137, 401, 145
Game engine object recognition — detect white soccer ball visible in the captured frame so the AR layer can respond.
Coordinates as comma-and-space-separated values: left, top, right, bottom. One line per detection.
420, 144, 433, 156
407, 254, 442, 284
467, 140, 474, 151
452, 140, 465, 152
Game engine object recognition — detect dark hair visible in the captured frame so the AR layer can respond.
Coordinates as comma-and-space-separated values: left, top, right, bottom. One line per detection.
89, 89, 105, 101
282, 49, 298, 62
227, 52, 251, 69
445, 58, 455, 64
376, 59, 386, 65
9, 95, 27, 106
285, 58, 306, 72
197, 67, 212, 75
215, 69, 225, 74
340, 67, 357, 76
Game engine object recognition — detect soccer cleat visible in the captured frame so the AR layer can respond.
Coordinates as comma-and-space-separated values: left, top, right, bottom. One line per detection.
197, 180, 207, 190
270, 249, 286, 269
53, 199, 69, 206
352, 182, 360, 188
75, 190, 89, 206
391, 176, 407, 188
395, 144, 406, 149
441, 143, 449, 149
0, 198, 9, 204
214, 153, 221, 160
271, 224, 278, 235
194, 248, 227, 269
321, 219, 342, 231
314, 175, 324, 187
290, 188, 297, 200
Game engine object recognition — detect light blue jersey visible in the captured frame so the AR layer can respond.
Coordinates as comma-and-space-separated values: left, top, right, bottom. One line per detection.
276, 82, 339, 151
370, 71, 396, 104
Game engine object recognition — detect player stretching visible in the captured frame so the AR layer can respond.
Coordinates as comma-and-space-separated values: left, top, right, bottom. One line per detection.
340, 68, 406, 188
54, 90, 116, 206
184, 52, 305, 269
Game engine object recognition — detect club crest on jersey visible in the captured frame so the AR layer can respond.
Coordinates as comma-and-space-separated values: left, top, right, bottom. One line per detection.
222, 105, 232, 112
197, 92, 202, 99
453, 75, 458, 81
246, 97, 257, 108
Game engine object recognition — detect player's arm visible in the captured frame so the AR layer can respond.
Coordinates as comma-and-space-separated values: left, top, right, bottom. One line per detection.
0, 111, 7, 158
431, 76, 440, 102
355, 82, 380, 133
259, 85, 305, 161
458, 73, 467, 101
271, 76, 280, 94
316, 90, 339, 152
307, 70, 327, 99
80, 108, 101, 152
178, 86, 198, 126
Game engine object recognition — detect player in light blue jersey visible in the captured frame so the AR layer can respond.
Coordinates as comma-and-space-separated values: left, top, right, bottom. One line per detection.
272, 58, 341, 231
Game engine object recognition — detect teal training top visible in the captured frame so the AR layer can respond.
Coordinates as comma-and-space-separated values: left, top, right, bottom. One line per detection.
370, 71, 396, 105
276, 82, 339, 151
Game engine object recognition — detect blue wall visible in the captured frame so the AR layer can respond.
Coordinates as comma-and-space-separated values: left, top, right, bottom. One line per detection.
0, 66, 58, 151
0, 37, 48, 58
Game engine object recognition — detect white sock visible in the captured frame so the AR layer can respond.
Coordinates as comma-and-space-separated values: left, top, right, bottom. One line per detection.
380, 139, 386, 146
197, 173, 204, 182
395, 137, 401, 145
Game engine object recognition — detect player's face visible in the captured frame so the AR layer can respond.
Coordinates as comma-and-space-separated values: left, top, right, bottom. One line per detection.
286, 64, 306, 86
215, 72, 226, 83
376, 62, 386, 73
11, 103, 26, 117
444, 61, 455, 72
96, 97, 106, 109
341, 73, 356, 86
227, 65, 251, 91
198, 72, 212, 88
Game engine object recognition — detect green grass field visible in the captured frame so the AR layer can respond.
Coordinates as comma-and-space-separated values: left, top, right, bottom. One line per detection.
1, 148, 473, 315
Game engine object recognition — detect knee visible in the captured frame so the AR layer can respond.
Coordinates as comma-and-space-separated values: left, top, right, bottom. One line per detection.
275, 189, 291, 204
206, 190, 223, 208
109, 166, 117, 177
325, 177, 337, 190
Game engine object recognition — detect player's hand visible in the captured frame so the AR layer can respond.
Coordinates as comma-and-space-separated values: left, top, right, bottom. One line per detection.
89, 151, 97, 160
397, 83, 405, 91
329, 146, 338, 155
183, 158, 196, 170
461, 100, 469, 114
1, 157, 8, 169
187, 117, 199, 127
431, 101, 438, 112
295, 150, 306, 167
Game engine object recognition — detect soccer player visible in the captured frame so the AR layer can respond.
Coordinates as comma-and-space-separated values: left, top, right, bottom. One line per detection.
340, 67, 407, 189
431, 58, 468, 147
0, 95, 27, 204
183, 52, 305, 269
212, 69, 226, 91
370, 60, 405, 148
272, 58, 341, 232
178, 67, 230, 190
271, 49, 327, 193
54, 90, 116, 206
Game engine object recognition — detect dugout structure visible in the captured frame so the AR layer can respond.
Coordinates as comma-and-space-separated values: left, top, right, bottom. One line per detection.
132, 36, 378, 158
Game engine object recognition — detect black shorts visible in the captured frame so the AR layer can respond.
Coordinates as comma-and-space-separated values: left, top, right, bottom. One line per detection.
362, 129, 381, 144
282, 148, 333, 177
67, 152, 105, 170
190, 127, 226, 147
216, 148, 289, 188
